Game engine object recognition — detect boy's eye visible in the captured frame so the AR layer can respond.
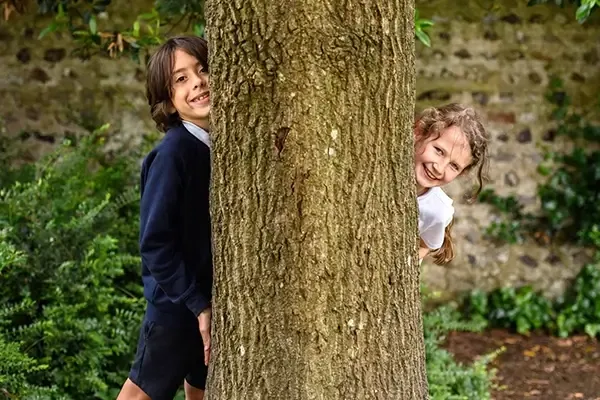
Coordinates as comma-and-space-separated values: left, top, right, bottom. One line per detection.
451, 163, 459, 171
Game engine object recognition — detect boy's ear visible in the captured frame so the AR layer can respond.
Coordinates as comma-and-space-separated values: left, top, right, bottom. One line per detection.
166, 101, 176, 114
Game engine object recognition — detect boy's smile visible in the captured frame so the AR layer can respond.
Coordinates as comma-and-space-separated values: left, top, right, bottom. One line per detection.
170, 49, 210, 130
189, 91, 210, 107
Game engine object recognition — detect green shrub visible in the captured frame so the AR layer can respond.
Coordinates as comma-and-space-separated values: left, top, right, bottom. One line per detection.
0, 239, 55, 399
0, 334, 66, 400
465, 287, 555, 335
463, 261, 600, 338
424, 305, 497, 400
0, 126, 145, 399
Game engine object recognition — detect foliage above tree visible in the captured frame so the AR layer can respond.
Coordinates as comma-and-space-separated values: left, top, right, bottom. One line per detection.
0, 0, 438, 59
0, 0, 600, 59
1, 0, 205, 60
2, 0, 595, 61
527, 0, 598, 23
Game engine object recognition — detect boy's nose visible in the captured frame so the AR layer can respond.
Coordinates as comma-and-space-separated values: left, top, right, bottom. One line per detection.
193, 76, 207, 89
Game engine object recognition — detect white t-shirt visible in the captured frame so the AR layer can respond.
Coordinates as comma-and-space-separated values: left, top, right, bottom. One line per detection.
418, 187, 454, 250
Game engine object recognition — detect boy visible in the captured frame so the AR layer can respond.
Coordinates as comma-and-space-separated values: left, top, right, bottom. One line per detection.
117, 35, 212, 400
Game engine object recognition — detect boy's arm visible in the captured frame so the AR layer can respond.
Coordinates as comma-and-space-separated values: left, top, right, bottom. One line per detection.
140, 151, 209, 316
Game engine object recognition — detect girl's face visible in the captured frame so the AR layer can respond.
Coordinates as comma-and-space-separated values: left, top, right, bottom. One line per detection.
170, 49, 210, 130
414, 125, 473, 195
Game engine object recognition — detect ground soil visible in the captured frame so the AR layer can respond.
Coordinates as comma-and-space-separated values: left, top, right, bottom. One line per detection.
444, 329, 600, 400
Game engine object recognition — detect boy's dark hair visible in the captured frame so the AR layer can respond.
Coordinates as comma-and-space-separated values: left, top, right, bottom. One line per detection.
146, 35, 209, 132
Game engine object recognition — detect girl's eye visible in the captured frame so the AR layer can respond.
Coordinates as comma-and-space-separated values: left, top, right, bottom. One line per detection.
175, 76, 186, 83
434, 147, 443, 155
451, 163, 459, 171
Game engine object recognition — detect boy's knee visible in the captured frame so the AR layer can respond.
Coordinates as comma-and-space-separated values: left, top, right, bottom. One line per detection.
184, 380, 205, 400
116, 379, 152, 400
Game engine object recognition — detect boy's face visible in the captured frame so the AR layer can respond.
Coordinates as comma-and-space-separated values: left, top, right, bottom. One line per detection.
414, 125, 472, 194
170, 49, 210, 130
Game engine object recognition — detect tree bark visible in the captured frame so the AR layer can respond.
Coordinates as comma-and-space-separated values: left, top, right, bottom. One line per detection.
206, 0, 426, 398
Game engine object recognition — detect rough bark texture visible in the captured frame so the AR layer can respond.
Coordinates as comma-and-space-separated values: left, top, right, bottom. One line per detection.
206, 0, 426, 398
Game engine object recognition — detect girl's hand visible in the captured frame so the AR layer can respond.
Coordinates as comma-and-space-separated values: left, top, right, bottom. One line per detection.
419, 238, 430, 260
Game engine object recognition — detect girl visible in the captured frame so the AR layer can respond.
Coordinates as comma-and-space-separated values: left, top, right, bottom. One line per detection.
414, 103, 490, 265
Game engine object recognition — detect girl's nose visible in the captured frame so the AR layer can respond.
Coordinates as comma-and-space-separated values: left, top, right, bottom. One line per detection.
431, 163, 444, 178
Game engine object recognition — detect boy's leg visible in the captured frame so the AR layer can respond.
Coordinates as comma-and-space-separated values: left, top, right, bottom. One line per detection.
117, 379, 151, 400
119, 319, 202, 400
184, 381, 204, 400
183, 326, 208, 400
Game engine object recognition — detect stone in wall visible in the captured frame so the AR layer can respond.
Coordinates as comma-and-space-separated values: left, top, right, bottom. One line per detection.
0, 0, 155, 161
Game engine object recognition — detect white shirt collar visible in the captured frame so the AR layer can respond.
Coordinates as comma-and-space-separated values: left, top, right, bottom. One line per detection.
181, 120, 211, 149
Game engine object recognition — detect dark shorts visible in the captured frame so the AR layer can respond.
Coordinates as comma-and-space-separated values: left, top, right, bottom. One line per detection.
128, 319, 207, 400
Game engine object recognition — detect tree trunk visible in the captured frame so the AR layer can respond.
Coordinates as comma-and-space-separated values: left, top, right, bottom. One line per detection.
206, 0, 426, 398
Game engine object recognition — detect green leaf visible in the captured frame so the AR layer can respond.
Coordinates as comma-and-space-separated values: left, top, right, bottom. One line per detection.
138, 12, 156, 20
516, 315, 531, 334
38, 21, 58, 39
415, 29, 431, 47
549, 76, 563, 90
89, 16, 97, 35
537, 164, 552, 176
576, 0, 596, 23
133, 21, 140, 38
584, 323, 600, 337
93, 123, 111, 135
193, 23, 205, 38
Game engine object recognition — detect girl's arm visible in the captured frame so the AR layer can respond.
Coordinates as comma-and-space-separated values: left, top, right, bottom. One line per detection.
418, 238, 430, 261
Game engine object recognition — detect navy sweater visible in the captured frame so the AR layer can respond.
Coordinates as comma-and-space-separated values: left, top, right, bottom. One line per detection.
139, 123, 212, 325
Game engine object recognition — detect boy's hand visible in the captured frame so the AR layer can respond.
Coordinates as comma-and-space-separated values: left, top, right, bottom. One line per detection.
198, 307, 211, 366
